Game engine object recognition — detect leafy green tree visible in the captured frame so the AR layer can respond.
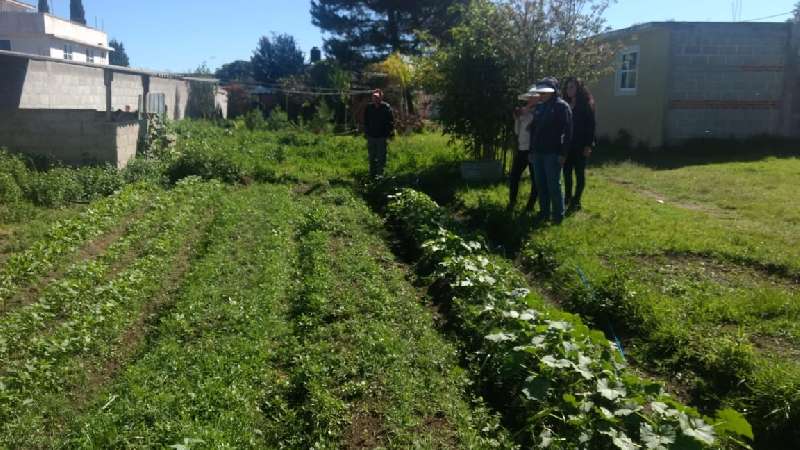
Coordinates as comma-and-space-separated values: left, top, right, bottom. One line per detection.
251, 34, 306, 84
109, 39, 130, 67
501, 0, 615, 92
418, 0, 615, 160
38, 0, 50, 14
418, 0, 515, 161
310, 0, 467, 68
215, 60, 254, 83
70, 0, 86, 25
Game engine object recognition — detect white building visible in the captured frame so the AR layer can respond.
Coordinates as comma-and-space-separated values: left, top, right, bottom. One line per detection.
0, 0, 112, 65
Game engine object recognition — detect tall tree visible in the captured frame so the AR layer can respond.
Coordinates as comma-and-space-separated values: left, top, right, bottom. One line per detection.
109, 39, 130, 67
501, 0, 615, 92
70, 0, 86, 25
214, 60, 254, 83
418, 0, 515, 161
310, 0, 467, 68
794, 1, 800, 22
38, 0, 50, 14
250, 34, 306, 84
418, 0, 615, 161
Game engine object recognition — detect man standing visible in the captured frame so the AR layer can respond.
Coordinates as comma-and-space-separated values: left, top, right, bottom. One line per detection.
363, 89, 395, 178
528, 78, 573, 224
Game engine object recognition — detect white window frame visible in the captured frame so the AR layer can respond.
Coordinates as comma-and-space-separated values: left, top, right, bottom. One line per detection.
616, 45, 640, 96
87, 48, 95, 63
63, 44, 73, 61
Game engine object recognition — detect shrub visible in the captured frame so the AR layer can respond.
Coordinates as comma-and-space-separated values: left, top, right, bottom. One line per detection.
242, 108, 267, 130
23, 168, 83, 207
265, 108, 291, 131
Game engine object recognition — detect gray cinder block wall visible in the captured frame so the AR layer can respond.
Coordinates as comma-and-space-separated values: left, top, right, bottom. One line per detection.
0, 109, 140, 167
665, 22, 793, 142
0, 51, 228, 167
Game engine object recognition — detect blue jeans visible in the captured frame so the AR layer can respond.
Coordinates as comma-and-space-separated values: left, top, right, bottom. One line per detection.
531, 152, 565, 222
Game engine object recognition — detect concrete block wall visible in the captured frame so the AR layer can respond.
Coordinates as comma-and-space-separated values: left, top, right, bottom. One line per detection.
151, 77, 189, 120
0, 109, 141, 167
10, 57, 196, 117
19, 60, 106, 109
110, 72, 144, 112
665, 23, 791, 142
114, 121, 140, 168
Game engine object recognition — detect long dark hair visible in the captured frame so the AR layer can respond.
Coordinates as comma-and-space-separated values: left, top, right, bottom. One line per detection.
562, 77, 595, 111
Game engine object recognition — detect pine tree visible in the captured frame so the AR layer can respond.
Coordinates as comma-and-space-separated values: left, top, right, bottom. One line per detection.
250, 34, 306, 84
310, 0, 466, 68
70, 0, 86, 25
109, 39, 130, 67
38, 0, 50, 14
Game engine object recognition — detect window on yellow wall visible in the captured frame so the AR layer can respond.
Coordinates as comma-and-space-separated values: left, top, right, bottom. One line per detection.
616, 46, 640, 95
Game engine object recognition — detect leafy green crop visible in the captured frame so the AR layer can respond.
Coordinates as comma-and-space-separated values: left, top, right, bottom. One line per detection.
385, 188, 753, 449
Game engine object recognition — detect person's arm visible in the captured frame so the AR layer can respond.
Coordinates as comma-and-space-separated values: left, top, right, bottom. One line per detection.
585, 104, 597, 157
560, 102, 573, 162
386, 104, 395, 138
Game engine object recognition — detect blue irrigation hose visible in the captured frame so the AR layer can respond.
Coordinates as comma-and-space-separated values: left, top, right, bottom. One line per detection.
575, 266, 627, 363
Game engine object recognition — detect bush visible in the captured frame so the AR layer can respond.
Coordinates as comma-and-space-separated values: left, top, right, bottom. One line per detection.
242, 108, 267, 130
0, 172, 23, 204
265, 108, 291, 131
122, 158, 168, 185
23, 168, 83, 207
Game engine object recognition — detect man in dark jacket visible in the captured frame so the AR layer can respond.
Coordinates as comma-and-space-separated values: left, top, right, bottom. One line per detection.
364, 89, 395, 178
528, 77, 573, 224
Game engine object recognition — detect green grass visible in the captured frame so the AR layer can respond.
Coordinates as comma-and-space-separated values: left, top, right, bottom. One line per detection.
1, 121, 795, 448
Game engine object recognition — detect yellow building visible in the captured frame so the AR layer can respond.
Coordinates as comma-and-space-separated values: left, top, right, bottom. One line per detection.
590, 22, 800, 148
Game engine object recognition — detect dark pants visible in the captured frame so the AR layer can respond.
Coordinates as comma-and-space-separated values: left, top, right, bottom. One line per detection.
508, 150, 537, 209
367, 137, 388, 178
531, 152, 565, 222
564, 152, 587, 206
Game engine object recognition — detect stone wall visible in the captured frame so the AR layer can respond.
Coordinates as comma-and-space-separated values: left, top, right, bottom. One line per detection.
665, 22, 792, 142
0, 109, 141, 168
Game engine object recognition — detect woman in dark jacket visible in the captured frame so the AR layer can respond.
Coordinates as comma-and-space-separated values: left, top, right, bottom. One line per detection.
562, 77, 596, 212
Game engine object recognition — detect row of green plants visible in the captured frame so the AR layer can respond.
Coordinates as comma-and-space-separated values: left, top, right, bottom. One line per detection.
383, 188, 753, 449
0, 178, 222, 447
268, 188, 512, 448
54, 185, 298, 448
0, 183, 156, 311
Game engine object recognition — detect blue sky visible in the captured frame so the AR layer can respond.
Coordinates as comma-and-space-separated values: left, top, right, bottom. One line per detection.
39, 0, 798, 72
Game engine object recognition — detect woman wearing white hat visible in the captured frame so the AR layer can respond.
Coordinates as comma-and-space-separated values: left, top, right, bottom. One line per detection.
508, 87, 540, 212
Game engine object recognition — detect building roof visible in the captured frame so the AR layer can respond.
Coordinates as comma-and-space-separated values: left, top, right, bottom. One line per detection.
1, 0, 35, 11
600, 21, 791, 39
0, 49, 221, 83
